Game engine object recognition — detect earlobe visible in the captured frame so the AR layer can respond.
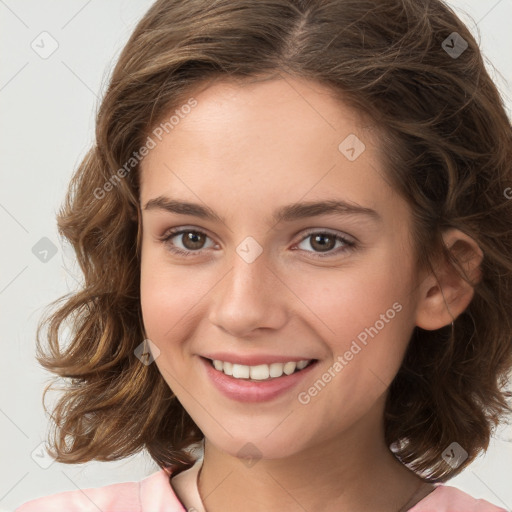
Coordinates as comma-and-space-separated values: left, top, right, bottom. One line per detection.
415, 228, 484, 331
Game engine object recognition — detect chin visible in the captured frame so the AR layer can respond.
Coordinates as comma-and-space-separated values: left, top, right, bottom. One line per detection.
203, 428, 309, 462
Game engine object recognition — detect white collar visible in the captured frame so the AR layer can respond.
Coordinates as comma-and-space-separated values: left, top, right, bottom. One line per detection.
170, 455, 206, 512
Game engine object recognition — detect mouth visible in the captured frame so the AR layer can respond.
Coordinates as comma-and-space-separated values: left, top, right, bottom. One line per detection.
202, 356, 318, 382
199, 355, 319, 402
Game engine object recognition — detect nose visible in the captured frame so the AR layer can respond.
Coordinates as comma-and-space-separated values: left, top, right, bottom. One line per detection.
208, 248, 289, 338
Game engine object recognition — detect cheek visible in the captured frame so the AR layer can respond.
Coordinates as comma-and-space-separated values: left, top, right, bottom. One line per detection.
291, 253, 414, 399
139, 245, 206, 343
292, 256, 411, 346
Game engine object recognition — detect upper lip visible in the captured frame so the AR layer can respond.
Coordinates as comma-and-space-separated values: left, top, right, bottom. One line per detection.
200, 353, 317, 366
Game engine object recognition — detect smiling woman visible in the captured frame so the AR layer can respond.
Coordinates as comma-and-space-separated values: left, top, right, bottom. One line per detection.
14, 0, 512, 511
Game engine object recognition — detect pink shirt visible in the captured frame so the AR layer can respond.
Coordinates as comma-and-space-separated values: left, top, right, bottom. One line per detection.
14, 465, 508, 512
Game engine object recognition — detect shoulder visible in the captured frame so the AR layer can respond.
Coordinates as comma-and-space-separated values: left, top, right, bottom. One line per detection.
13, 479, 141, 512
14, 467, 185, 512
410, 484, 508, 512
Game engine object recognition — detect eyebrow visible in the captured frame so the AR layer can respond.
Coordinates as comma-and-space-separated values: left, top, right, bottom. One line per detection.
143, 197, 381, 225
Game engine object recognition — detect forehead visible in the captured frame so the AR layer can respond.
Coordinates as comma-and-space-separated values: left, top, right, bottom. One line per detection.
138, 76, 399, 223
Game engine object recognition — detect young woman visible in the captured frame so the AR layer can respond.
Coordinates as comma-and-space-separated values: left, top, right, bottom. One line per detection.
15, 0, 512, 511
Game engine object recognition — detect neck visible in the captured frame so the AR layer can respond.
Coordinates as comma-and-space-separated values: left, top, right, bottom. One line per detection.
197, 398, 434, 512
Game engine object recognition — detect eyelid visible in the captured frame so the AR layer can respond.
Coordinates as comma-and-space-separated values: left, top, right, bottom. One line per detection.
158, 226, 217, 252
159, 225, 356, 242
297, 227, 356, 244
159, 225, 357, 258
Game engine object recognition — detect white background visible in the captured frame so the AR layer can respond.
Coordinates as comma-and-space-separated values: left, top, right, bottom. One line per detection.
1, 1, 511, 510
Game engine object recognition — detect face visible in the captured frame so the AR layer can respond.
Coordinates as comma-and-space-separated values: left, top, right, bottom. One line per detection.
139, 75, 423, 460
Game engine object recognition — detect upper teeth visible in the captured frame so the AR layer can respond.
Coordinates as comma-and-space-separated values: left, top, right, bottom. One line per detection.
212, 359, 311, 380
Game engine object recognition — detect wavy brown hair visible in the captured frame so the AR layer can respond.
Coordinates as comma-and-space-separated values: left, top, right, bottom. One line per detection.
36, 0, 512, 483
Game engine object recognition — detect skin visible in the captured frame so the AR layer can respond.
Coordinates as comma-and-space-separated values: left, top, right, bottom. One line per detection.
138, 75, 483, 512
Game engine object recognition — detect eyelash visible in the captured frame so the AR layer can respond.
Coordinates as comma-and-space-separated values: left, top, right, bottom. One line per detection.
158, 227, 357, 259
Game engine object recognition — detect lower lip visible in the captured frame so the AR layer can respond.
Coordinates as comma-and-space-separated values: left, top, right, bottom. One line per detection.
200, 356, 318, 403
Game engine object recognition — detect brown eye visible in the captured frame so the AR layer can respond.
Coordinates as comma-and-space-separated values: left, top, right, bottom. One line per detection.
295, 230, 356, 258
180, 231, 207, 250
309, 233, 336, 252
160, 228, 215, 256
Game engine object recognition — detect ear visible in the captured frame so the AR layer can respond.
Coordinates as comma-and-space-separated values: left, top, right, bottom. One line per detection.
415, 228, 484, 330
